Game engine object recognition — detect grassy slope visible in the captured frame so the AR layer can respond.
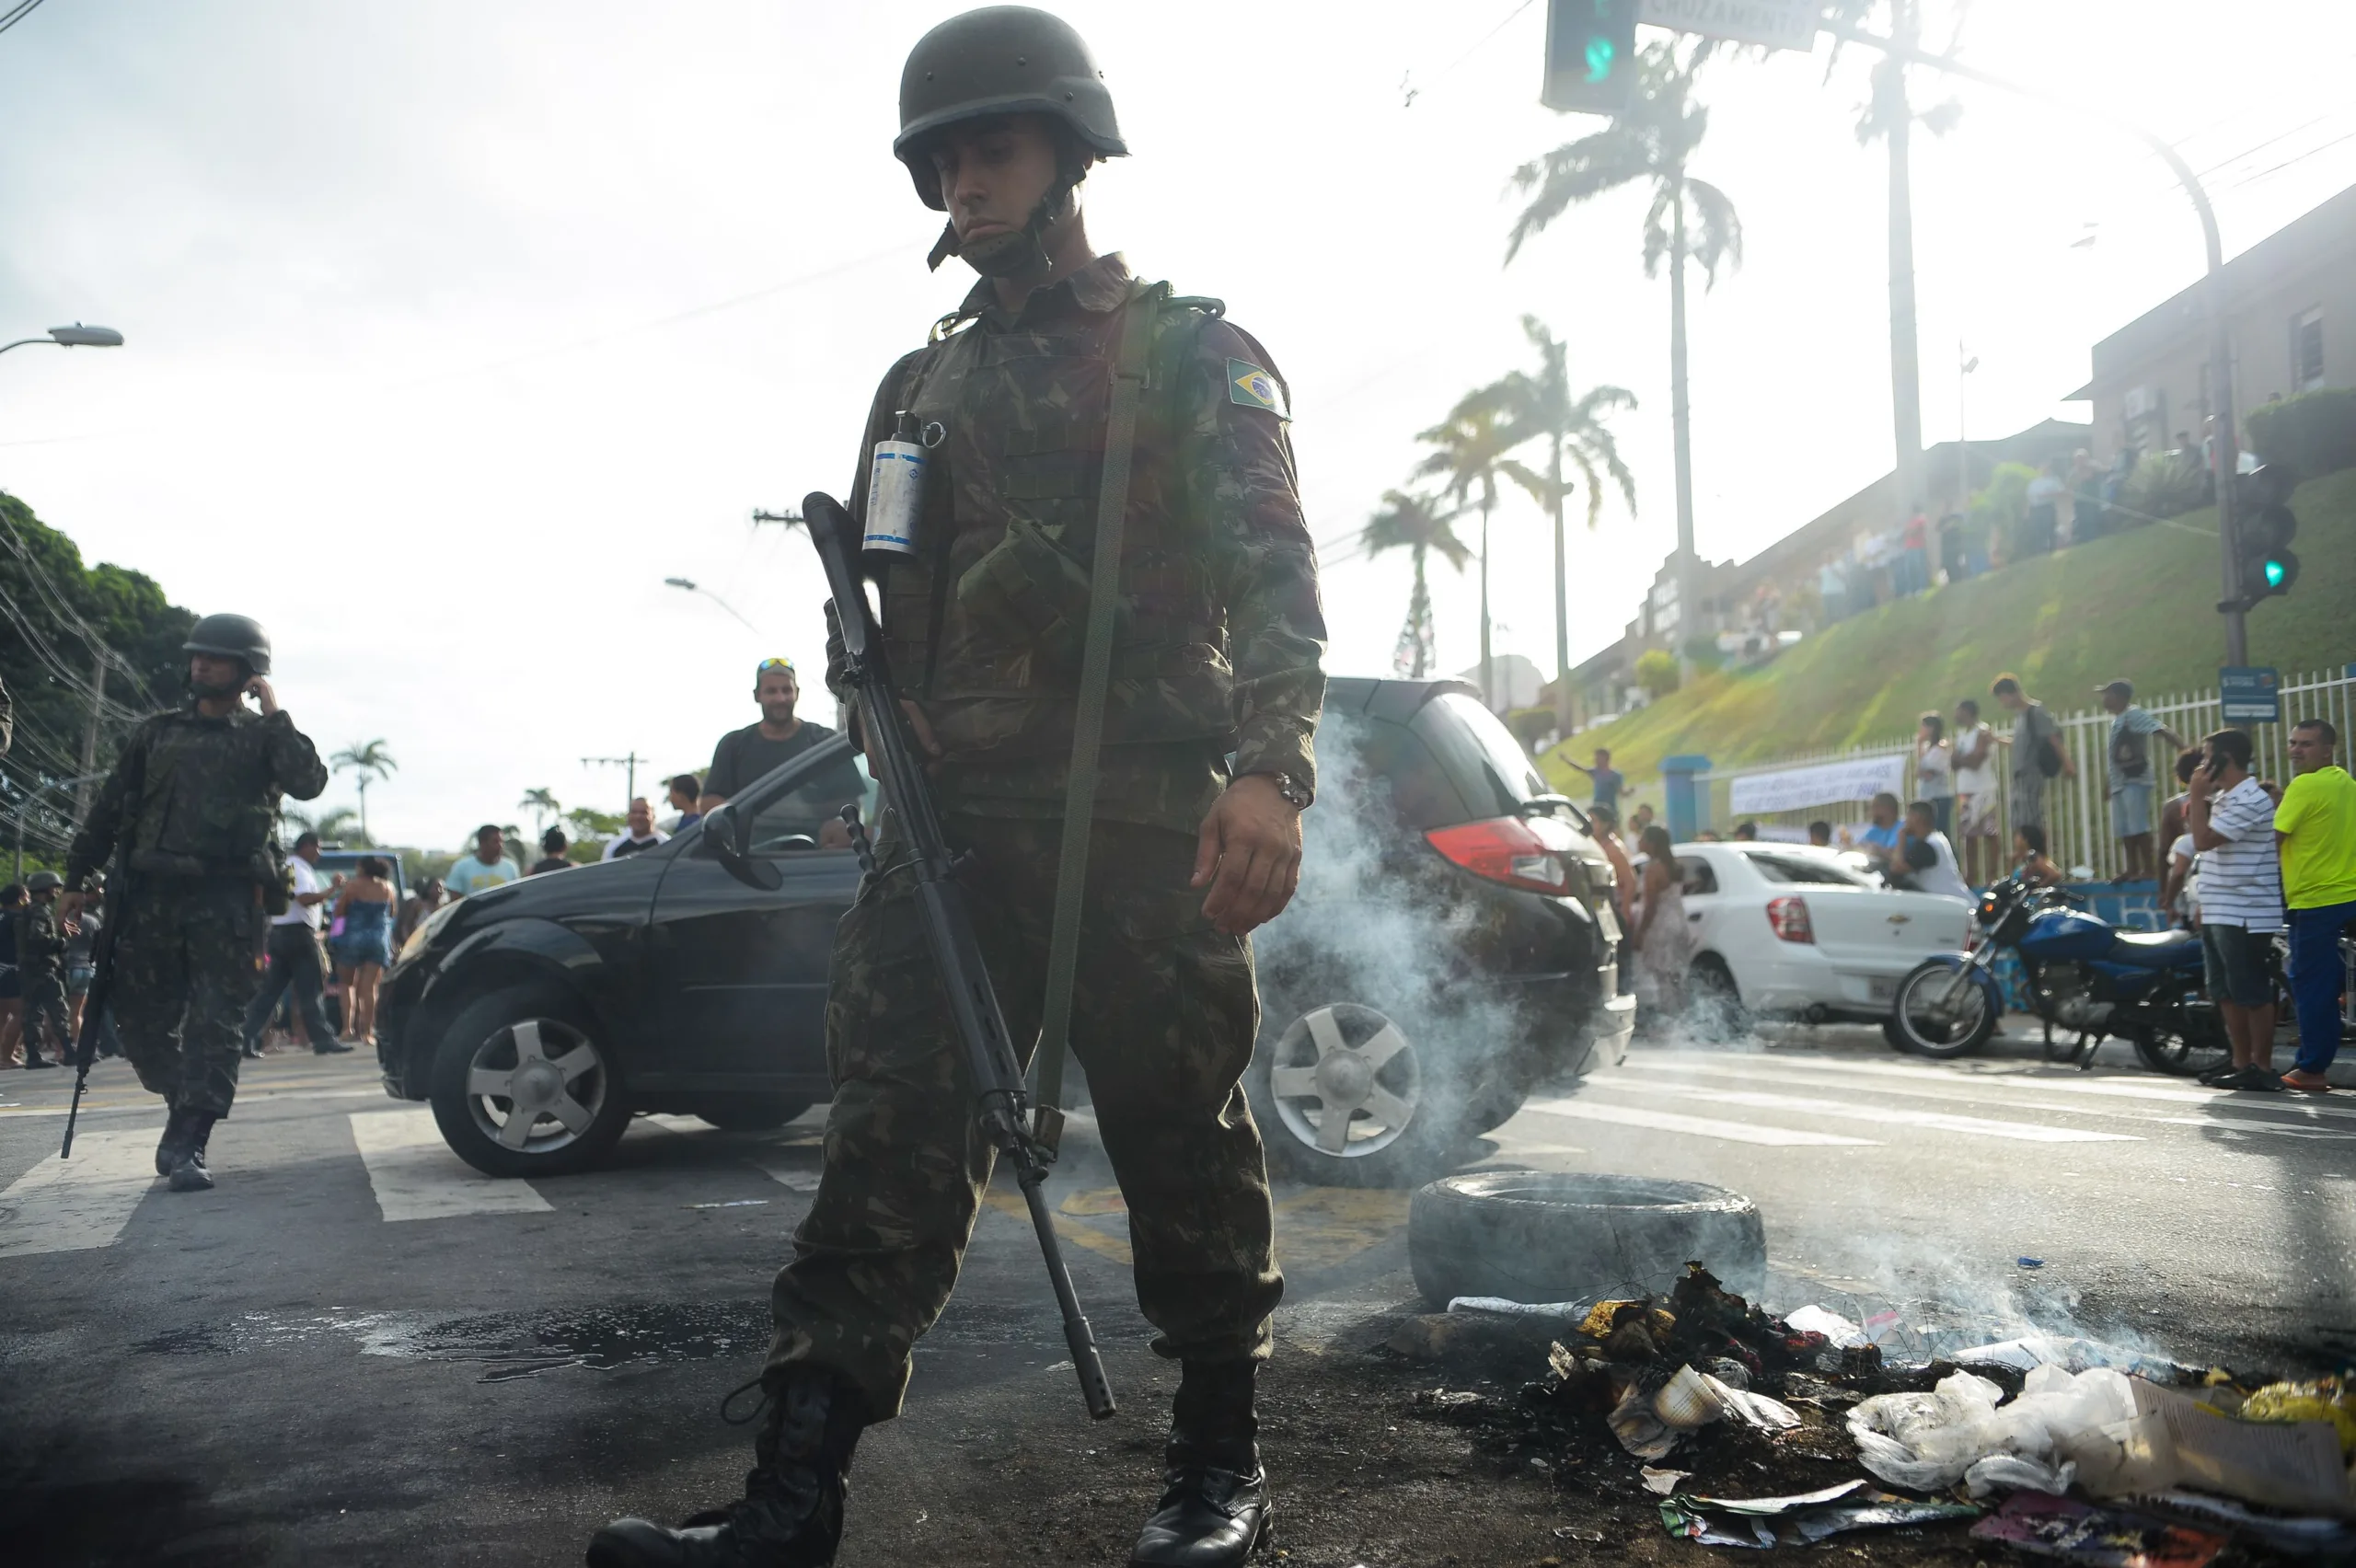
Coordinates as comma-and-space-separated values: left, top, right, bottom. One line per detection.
1544, 467, 2356, 790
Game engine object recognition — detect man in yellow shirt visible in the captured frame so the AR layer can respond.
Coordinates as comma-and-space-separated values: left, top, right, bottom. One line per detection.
2276, 718, 2356, 1090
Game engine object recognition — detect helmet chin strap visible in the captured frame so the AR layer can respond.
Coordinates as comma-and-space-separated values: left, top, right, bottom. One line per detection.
929, 173, 1082, 278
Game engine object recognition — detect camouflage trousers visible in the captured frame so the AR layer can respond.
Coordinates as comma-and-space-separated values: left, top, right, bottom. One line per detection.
114, 880, 264, 1117
20, 966, 67, 1062
767, 814, 1282, 1419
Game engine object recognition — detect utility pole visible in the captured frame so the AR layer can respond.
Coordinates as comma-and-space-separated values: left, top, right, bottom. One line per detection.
1823, 22, 2243, 665
75, 642, 105, 823
581, 753, 646, 809
1884, 0, 1926, 530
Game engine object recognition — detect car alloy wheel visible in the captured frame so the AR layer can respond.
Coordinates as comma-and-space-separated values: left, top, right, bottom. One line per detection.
463, 1017, 608, 1156
1266, 1002, 1422, 1161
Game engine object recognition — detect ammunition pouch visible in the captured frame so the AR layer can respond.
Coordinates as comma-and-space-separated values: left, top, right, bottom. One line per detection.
955, 516, 1127, 673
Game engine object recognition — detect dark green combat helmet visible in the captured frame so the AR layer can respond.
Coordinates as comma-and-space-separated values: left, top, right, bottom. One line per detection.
25, 870, 62, 893
182, 612, 271, 676
895, 6, 1127, 274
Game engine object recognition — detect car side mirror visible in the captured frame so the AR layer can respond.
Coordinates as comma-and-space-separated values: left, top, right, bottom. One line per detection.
701, 803, 782, 893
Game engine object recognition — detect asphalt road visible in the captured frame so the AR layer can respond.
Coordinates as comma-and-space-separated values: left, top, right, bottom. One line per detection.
5, 1022, 2350, 1567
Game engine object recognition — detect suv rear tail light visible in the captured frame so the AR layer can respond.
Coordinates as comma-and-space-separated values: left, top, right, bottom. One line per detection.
1765, 895, 1814, 944
1426, 815, 1572, 894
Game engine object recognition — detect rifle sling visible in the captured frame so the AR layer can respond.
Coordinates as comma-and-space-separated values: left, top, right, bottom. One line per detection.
1032, 280, 1166, 1149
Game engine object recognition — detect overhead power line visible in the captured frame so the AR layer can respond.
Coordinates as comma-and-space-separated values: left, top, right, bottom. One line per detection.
0, 0, 49, 40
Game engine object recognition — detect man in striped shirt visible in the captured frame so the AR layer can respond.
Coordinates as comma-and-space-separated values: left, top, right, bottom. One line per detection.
2188, 728, 2284, 1090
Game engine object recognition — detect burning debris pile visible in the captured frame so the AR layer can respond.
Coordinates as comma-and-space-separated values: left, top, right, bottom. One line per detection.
1393, 1262, 2356, 1560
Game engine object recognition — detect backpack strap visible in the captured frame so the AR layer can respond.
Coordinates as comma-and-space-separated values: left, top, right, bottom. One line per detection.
1031, 278, 1170, 1152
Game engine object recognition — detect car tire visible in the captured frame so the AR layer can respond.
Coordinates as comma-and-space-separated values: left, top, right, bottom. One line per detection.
1246, 1001, 1467, 1189
695, 1097, 814, 1132
1686, 954, 1751, 1042
1888, 959, 1997, 1059
430, 984, 633, 1178
1408, 1170, 1767, 1309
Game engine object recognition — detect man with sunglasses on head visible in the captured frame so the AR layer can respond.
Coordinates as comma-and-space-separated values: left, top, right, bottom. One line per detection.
699, 658, 832, 814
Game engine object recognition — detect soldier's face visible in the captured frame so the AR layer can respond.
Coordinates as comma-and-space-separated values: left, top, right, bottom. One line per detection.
930, 116, 1060, 245
189, 652, 243, 697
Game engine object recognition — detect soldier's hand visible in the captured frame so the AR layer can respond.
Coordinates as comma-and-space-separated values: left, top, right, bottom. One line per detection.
245, 676, 279, 715
1192, 774, 1302, 936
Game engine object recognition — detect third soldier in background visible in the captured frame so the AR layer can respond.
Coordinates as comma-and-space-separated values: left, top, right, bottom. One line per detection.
589, 8, 1325, 1568
16, 870, 70, 1069
64, 614, 328, 1193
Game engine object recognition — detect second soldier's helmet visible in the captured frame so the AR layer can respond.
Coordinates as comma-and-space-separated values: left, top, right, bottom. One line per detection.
894, 6, 1127, 211
182, 612, 272, 676
25, 870, 62, 893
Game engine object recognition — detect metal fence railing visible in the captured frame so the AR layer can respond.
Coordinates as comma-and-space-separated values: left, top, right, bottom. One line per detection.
1690, 665, 2356, 882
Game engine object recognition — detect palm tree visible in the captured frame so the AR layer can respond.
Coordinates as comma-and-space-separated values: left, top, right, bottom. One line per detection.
1413, 398, 1519, 707
518, 787, 561, 839
1508, 39, 1741, 682
305, 806, 365, 847
330, 739, 398, 841
1357, 490, 1471, 679
1478, 317, 1638, 738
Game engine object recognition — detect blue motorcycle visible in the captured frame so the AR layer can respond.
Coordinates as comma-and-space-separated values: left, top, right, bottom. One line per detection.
1888, 870, 2227, 1075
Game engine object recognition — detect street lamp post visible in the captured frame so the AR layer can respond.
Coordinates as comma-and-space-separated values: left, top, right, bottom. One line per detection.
0, 323, 125, 357
664, 576, 762, 636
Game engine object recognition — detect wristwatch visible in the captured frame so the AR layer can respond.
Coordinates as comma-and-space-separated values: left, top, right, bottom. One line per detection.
1261, 771, 1312, 811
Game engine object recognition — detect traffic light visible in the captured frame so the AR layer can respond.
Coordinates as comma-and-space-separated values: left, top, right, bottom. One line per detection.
1542, 0, 1641, 117
2229, 465, 2300, 610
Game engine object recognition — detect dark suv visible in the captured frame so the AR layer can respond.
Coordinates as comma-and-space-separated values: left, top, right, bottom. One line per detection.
378, 678, 1628, 1184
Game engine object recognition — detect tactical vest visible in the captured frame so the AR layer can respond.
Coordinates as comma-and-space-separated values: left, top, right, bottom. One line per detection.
875, 292, 1237, 763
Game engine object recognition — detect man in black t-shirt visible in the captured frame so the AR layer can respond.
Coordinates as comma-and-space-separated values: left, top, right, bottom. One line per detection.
699, 657, 840, 809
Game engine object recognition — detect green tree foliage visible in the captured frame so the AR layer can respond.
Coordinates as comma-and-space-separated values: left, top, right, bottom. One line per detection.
1968, 461, 2038, 562
1635, 648, 1681, 698
2247, 386, 2356, 484
0, 491, 198, 863
2115, 453, 2209, 528
1357, 489, 1469, 679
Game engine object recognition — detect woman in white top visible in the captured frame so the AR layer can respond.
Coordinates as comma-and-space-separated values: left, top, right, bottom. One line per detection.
1629, 824, 1695, 1018
1949, 698, 2000, 886
1914, 711, 1955, 839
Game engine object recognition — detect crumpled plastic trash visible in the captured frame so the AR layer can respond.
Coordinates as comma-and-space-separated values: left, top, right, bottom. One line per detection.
1964, 1453, 2078, 1499
1847, 1364, 2138, 1493
1611, 1366, 1800, 1458
2240, 1378, 2356, 1458
1954, 1334, 2194, 1382
1784, 1305, 1871, 1350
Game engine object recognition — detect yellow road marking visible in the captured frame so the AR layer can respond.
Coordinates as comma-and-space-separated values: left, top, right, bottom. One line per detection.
980, 1187, 1134, 1266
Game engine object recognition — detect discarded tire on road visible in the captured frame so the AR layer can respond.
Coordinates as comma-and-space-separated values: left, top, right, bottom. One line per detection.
1407, 1170, 1766, 1309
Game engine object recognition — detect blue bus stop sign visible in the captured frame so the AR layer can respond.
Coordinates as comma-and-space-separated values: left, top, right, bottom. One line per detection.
2219, 666, 2280, 723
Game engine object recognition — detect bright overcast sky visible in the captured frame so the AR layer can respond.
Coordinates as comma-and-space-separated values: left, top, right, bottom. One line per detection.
5, 1, 2354, 848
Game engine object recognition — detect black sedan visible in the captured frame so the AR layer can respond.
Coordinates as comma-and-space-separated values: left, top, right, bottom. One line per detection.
379, 679, 1631, 1184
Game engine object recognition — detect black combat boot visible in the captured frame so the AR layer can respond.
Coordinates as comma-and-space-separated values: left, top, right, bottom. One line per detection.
167, 1113, 217, 1193
1129, 1360, 1271, 1568
587, 1366, 863, 1568
155, 1107, 196, 1176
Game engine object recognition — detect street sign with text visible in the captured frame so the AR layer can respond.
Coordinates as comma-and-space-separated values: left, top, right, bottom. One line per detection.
2219, 666, 2280, 724
1640, 0, 1819, 52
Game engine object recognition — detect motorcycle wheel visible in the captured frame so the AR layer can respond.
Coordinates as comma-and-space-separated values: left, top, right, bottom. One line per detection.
1889, 961, 1997, 1059
2129, 1019, 2231, 1078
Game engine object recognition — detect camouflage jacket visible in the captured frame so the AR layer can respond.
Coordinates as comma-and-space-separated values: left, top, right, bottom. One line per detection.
14, 902, 64, 974
849, 252, 1325, 831
65, 706, 329, 889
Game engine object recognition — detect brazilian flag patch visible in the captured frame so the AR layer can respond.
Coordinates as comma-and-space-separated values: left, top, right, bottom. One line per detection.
1228, 358, 1287, 417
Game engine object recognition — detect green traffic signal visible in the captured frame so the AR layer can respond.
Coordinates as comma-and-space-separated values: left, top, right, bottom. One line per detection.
2263, 558, 2289, 590
1542, 0, 1639, 114
1586, 37, 1616, 83
2228, 465, 2301, 608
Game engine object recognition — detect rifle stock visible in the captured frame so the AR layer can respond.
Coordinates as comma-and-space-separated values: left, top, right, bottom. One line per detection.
803, 490, 1115, 1422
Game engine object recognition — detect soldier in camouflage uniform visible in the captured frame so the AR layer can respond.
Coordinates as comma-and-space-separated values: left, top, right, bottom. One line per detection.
64, 613, 328, 1193
590, 10, 1324, 1568
16, 870, 70, 1069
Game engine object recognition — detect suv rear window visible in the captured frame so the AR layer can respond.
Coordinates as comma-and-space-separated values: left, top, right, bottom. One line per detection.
1313, 713, 1468, 830
1747, 850, 1872, 887
1415, 692, 1552, 821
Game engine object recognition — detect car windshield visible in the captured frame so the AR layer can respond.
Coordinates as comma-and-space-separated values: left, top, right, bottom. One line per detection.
1416, 692, 1563, 821
1743, 848, 1874, 888
744, 742, 873, 852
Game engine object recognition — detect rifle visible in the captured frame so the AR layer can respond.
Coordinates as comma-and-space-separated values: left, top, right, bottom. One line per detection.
60, 872, 125, 1159
802, 489, 1116, 1423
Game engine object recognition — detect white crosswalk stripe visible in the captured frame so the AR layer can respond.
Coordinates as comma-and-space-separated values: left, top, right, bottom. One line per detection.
349, 1109, 553, 1222
1587, 1078, 2141, 1143
1523, 1095, 1879, 1147
1635, 1051, 2356, 1120
0, 1128, 159, 1257
1624, 1053, 2356, 1138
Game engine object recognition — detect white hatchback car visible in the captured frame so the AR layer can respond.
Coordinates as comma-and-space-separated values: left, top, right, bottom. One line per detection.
1658, 841, 1972, 1025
